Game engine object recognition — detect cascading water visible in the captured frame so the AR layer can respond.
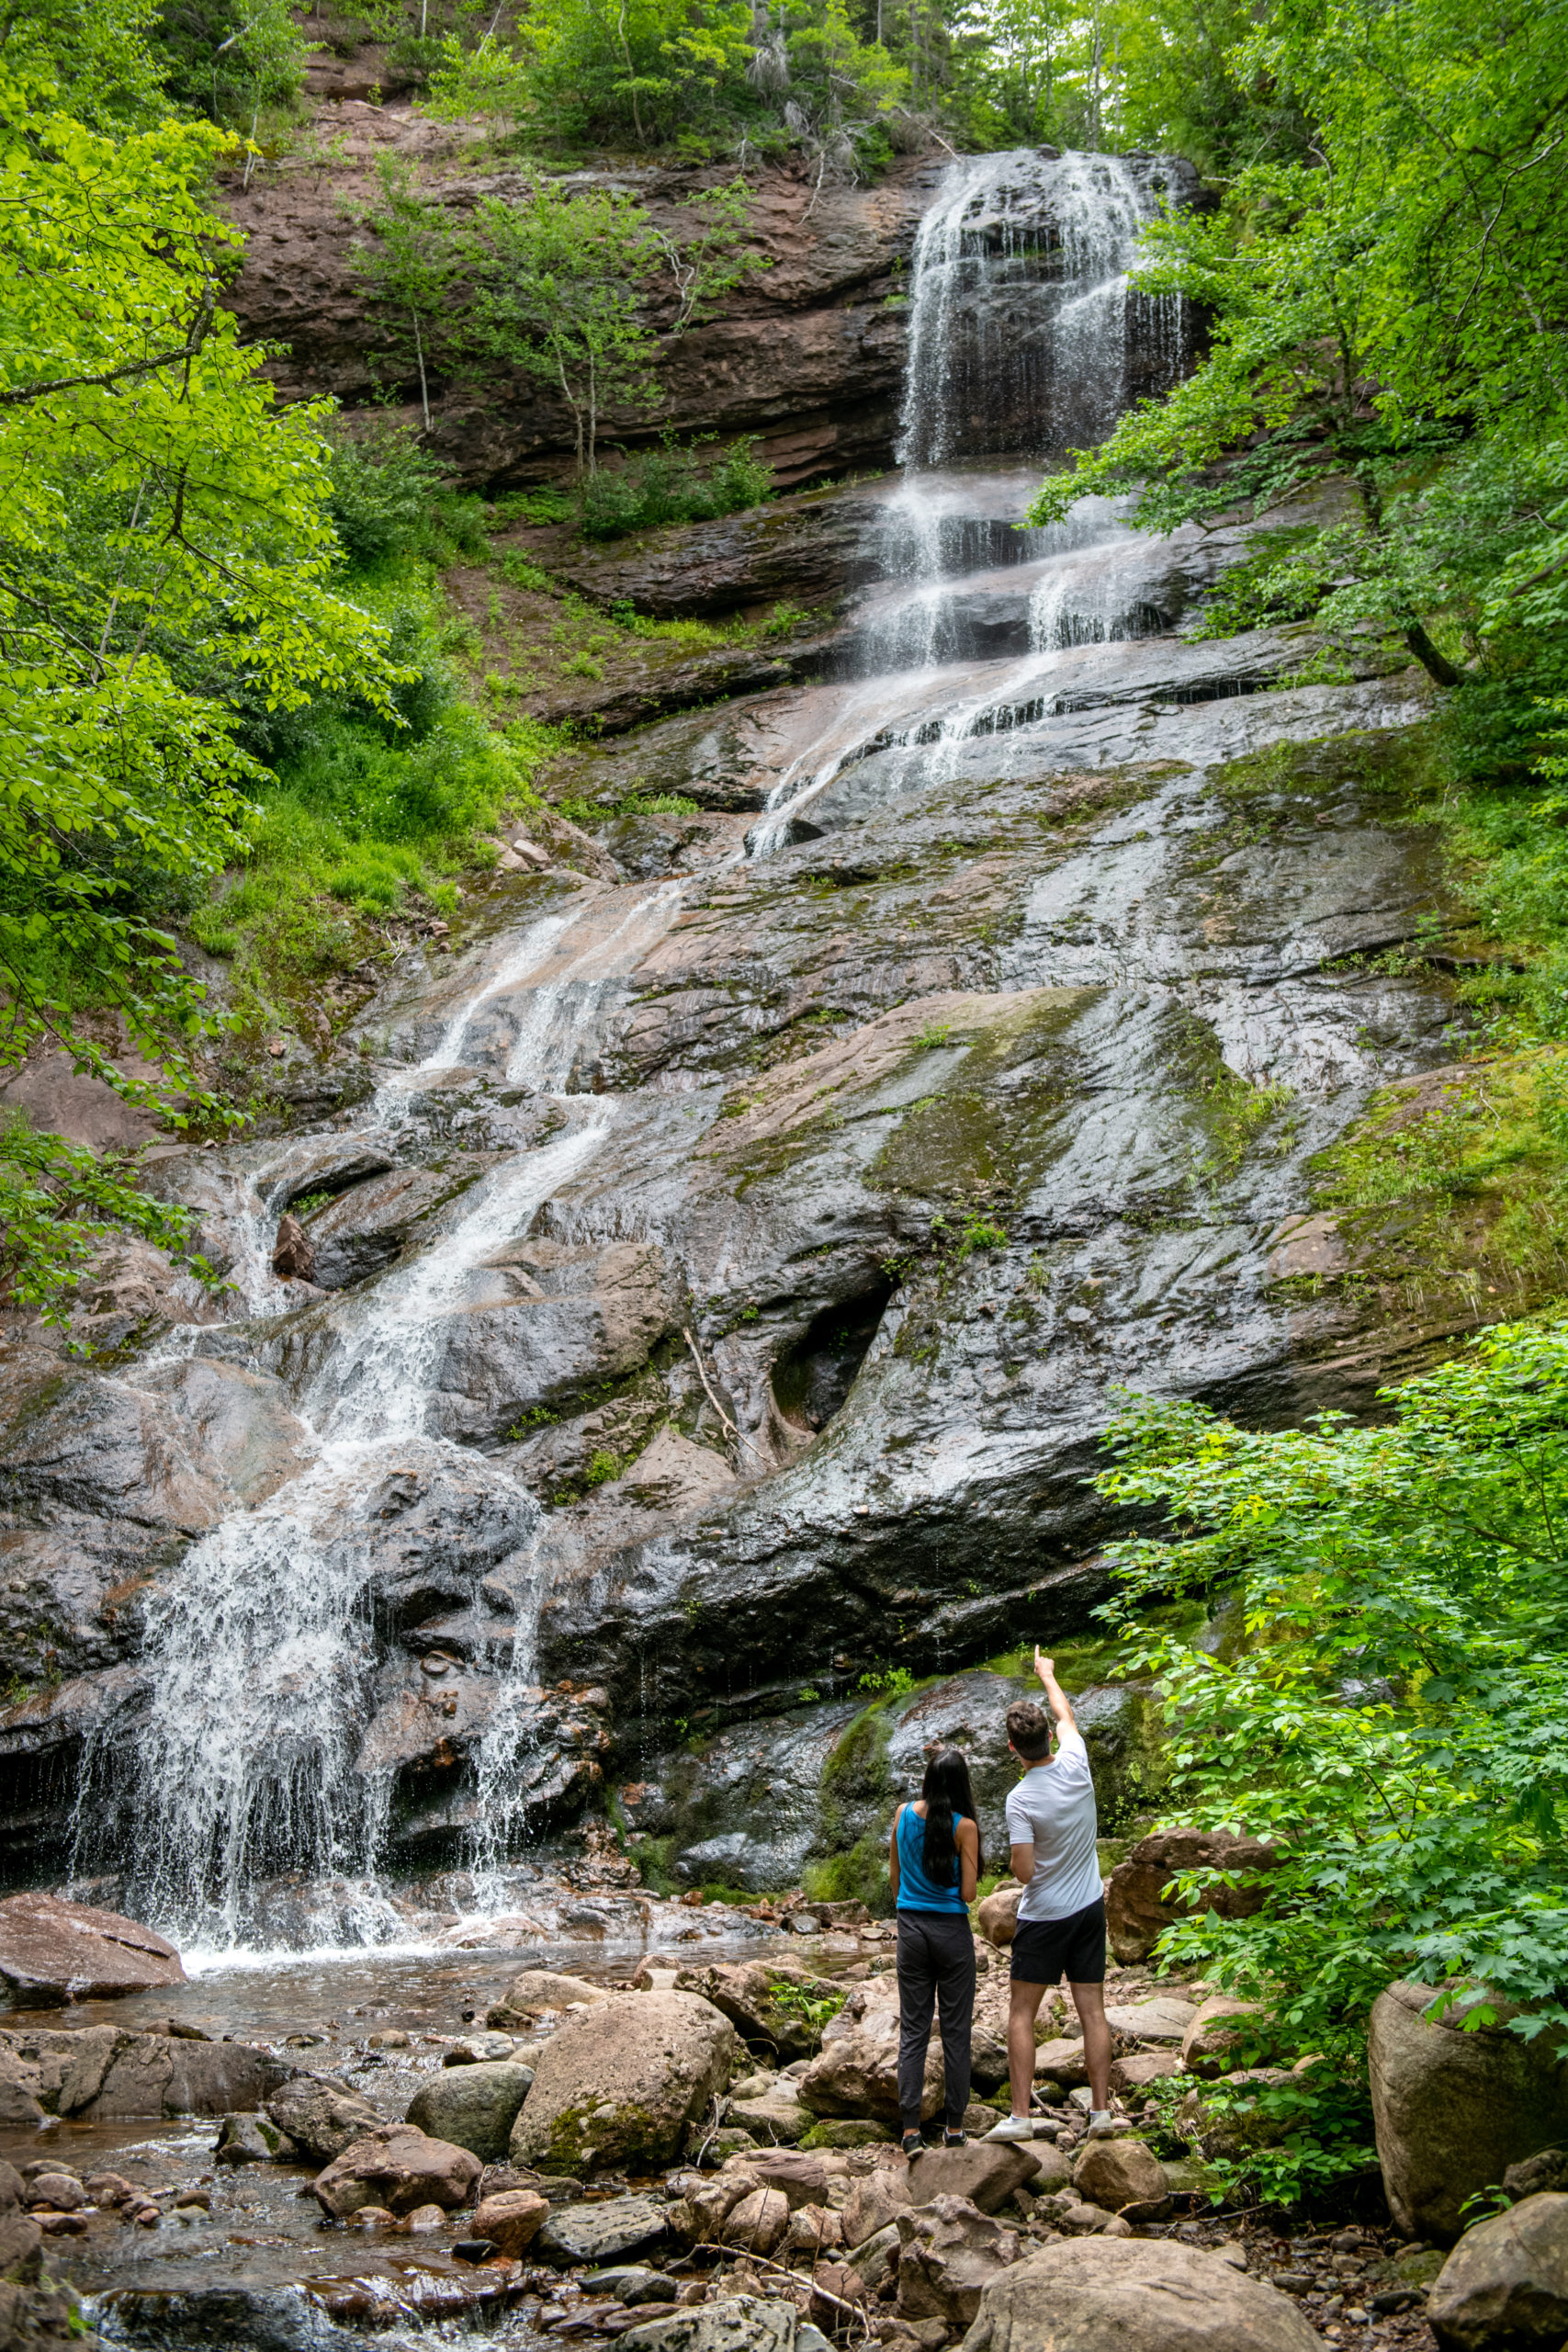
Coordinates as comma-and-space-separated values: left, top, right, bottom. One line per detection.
74, 144, 1189, 1956
899, 147, 1181, 469
750, 148, 1186, 853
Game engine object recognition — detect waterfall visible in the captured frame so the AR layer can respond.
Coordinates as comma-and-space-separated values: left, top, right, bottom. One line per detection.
750, 147, 1185, 852
69, 145, 1188, 1955
897, 148, 1181, 469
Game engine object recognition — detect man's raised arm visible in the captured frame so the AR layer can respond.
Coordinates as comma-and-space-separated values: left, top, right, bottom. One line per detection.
1035, 1646, 1077, 1734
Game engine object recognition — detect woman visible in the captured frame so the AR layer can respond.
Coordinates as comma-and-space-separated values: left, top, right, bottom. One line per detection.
888, 1747, 982, 2158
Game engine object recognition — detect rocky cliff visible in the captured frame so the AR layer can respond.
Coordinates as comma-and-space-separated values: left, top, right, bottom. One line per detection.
0, 142, 1500, 1935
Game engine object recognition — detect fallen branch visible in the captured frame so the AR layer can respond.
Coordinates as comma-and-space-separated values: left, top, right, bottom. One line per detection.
682, 1327, 765, 1469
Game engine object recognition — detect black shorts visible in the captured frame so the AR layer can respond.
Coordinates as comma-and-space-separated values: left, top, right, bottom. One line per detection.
1010, 1896, 1106, 1986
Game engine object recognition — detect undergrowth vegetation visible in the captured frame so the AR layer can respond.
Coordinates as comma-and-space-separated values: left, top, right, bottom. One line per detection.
1092, 1320, 1568, 2204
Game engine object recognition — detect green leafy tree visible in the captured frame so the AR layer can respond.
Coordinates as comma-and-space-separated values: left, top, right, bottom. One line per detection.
1025, 0, 1568, 701
0, 48, 399, 1314
153, 0, 311, 131
1092, 1320, 1568, 2056
425, 0, 754, 151
348, 157, 464, 430
457, 183, 663, 473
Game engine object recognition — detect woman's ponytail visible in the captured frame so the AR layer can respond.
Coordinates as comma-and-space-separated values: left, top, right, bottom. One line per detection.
919, 1747, 982, 1885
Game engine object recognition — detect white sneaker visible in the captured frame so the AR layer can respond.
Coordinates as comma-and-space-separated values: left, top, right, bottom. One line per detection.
983, 2115, 1035, 2143
1086, 2109, 1117, 2139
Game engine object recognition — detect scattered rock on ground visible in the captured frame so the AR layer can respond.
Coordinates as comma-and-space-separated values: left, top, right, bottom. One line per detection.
721, 2185, 791, 2254
906, 2142, 1037, 2214
213, 2114, 277, 2167
472, 2187, 549, 2256
895, 2194, 1021, 2324
405, 2060, 534, 2161
265, 2074, 384, 2163
619, 2292, 800, 2352
310, 2123, 481, 2218
1427, 2190, 1568, 2351
536, 2193, 671, 2268
1071, 2136, 1169, 2219
486, 1970, 613, 2026
513, 1990, 739, 2175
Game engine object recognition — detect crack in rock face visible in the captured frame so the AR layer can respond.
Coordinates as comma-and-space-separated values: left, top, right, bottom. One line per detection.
0, 147, 1491, 1951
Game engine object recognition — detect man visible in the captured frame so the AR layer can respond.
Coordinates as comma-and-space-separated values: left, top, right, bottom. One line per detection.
984, 1647, 1115, 2143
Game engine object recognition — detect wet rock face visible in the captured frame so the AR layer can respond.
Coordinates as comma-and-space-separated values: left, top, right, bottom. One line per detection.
626, 1668, 1166, 1894
0, 430, 1501, 1902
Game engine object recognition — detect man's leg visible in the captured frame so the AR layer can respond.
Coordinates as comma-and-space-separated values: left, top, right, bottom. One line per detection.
1006, 1976, 1048, 2118
1068, 1979, 1111, 2111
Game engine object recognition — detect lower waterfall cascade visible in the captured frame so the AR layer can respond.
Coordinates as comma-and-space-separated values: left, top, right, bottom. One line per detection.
2, 144, 1457, 1963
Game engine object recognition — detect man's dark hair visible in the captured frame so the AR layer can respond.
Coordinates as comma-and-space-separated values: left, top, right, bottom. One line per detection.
1006, 1702, 1052, 1761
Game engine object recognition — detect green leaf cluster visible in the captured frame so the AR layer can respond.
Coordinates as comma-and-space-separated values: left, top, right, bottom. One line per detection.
1092, 1320, 1568, 2055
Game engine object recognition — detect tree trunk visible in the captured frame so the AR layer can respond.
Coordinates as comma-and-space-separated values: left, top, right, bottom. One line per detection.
412, 312, 430, 434
1404, 620, 1466, 689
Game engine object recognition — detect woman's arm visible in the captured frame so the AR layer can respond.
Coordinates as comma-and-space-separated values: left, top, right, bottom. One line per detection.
957, 1815, 979, 1905
888, 1807, 902, 1904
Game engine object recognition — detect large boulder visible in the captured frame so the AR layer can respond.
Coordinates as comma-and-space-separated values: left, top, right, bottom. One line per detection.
894, 2194, 1021, 2324
1427, 2192, 1568, 2351
310, 2124, 481, 2218
1370, 1982, 1568, 2243
797, 1985, 942, 2125
0, 1894, 184, 2002
0, 2023, 292, 2121
511, 1990, 739, 2175
405, 2061, 534, 2162
265, 2075, 384, 2163
961, 2236, 1321, 2352
1104, 1830, 1277, 1966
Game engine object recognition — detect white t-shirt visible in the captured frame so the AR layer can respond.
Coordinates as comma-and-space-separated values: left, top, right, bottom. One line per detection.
1004, 1728, 1103, 1922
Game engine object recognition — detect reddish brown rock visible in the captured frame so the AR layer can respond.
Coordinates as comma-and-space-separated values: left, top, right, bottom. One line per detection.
312, 2123, 481, 2218
472, 2188, 549, 2256
271, 1213, 315, 1283
1104, 1829, 1277, 1965
0, 1894, 183, 2003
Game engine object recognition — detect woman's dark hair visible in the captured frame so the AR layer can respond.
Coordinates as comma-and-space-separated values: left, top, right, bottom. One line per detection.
920, 1747, 983, 1886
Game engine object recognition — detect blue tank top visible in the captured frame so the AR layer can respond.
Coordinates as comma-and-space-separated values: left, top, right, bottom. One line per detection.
896, 1804, 971, 1914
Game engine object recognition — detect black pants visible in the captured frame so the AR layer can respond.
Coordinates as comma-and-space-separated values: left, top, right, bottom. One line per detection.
897, 1910, 976, 2131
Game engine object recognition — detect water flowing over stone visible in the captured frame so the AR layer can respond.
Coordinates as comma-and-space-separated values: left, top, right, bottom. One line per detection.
0, 145, 1466, 1960
897, 149, 1184, 470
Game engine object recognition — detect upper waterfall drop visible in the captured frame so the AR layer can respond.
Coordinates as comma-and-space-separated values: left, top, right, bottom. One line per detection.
897, 147, 1184, 470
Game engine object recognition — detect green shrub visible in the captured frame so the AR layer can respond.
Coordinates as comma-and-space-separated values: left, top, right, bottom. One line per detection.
581, 434, 773, 540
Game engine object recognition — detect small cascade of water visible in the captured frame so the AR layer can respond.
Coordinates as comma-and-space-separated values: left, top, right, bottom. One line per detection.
898, 149, 1182, 469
